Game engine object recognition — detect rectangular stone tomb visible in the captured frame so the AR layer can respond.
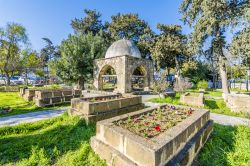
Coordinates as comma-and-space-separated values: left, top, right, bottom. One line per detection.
69, 94, 144, 122
226, 94, 250, 114
33, 89, 82, 107
19, 88, 37, 101
180, 92, 204, 107
91, 104, 213, 166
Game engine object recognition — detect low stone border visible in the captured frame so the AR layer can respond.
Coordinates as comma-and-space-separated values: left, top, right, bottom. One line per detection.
0, 86, 20, 92
226, 94, 250, 114
69, 94, 144, 123
180, 92, 204, 107
91, 104, 213, 166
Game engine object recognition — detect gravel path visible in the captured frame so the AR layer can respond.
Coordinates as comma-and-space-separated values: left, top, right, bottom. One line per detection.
0, 108, 68, 127
210, 113, 250, 127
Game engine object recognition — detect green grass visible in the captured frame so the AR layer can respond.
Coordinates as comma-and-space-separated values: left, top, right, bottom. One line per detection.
149, 93, 181, 105
0, 113, 105, 166
187, 89, 223, 97
0, 92, 69, 117
197, 124, 250, 166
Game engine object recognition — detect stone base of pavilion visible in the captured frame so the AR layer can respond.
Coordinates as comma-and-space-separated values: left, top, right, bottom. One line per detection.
91, 104, 213, 166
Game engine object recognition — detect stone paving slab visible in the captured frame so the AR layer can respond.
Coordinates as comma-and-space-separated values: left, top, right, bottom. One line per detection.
0, 108, 68, 127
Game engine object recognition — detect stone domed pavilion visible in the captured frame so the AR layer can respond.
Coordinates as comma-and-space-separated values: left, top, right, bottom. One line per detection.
93, 39, 153, 93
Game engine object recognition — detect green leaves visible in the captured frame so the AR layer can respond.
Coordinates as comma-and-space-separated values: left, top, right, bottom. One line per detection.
55, 33, 107, 83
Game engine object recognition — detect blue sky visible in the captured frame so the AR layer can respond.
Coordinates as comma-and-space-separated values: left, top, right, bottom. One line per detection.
0, 0, 192, 51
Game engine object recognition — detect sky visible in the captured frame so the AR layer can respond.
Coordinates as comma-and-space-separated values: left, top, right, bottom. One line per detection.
0, 0, 193, 51
0, 0, 236, 52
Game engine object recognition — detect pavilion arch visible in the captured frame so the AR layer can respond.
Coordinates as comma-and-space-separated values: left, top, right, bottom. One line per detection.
98, 65, 117, 91
131, 65, 148, 91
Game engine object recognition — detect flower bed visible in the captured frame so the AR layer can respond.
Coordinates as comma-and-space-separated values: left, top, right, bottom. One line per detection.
115, 105, 193, 138
91, 104, 213, 166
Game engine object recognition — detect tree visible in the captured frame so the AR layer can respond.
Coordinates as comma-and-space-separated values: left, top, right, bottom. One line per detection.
180, 0, 248, 96
40, 38, 59, 84
182, 60, 210, 84
21, 49, 41, 85
108, 13, 154, 58
230, 27, 250, 67
151, 24, 187, 79
55, 33, 107, 89
0, 23, 28, 85
71, 9, 104, 35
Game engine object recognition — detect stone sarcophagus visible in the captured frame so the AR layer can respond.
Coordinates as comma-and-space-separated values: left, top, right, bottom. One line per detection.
91, 104, 213, 166
69, 94, 144, 123
180, 92, 204, 107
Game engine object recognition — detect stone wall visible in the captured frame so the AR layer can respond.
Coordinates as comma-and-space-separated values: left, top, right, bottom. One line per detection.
19, 89, 37, 101
180, 92, 204, 107
91, 104, 213, 166
33, 90, 82, 107
0, 86, 19, 92
69, 94, 144, 123
226, 94, 250, 113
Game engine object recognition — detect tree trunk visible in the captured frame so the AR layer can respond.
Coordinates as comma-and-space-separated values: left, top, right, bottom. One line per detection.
6, 74, 10, 86
219, 55, 230, 99
77, 79, 85, 90
175, 55, 181, 84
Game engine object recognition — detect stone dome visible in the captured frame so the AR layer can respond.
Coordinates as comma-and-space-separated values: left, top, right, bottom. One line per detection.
105, 39, 141, 58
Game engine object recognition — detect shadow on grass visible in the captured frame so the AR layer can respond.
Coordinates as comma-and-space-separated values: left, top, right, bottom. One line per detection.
204, 99, 219, 109
196, 124, 237, 166
0, 117, 95, 165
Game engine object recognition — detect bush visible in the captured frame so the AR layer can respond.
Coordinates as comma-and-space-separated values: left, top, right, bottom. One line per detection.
197, 80, 208, 90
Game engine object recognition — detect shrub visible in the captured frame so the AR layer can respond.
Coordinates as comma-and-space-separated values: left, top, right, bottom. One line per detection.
174, 78, 192, 93
197, 80, 208, 90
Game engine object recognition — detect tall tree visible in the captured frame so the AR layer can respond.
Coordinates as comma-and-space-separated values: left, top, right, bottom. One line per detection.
71, 9, 104, 35
108, 13, 154, 58
230, 27, 250, 67
40, 38, 59, 84
55, 33, 107, 89
151, 24, 187, 80
0, 23, 28, 85
180, 0, 248, 96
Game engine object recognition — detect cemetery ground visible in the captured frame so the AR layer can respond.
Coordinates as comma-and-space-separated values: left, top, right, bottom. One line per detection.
150, 89, 250, 119
0, 111, 249, 165
0, 92, 69, 117
0, 90, 250, 165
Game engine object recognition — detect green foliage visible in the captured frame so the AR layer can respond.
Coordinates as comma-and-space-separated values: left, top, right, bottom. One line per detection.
182, 60, 210, 84
0, 23, 28, 85
0, 92, 69, 117
197, 124, 250, 166
55, 33, 107, 84
149, 93, 181, 105
71, 9, 104, 35
108, 13, 154, 58
197, 80, 208, 90
230, 27, 250, 67
151, 24, 187, 70
0, 114, 105, 165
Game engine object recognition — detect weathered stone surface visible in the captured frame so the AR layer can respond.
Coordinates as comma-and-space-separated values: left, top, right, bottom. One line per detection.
226, 94, 250, 113
92, 104, 213, 166
180, 92, 204, 107
93, 44, 154, 93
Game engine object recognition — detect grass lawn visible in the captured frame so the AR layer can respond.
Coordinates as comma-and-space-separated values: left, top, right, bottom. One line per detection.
187, 89, 223, 97
0, 92, 69, 117
196, 124, 250, 166
0, 114, 249, 166
0, 113, 105, 166
149, 94, 250, 119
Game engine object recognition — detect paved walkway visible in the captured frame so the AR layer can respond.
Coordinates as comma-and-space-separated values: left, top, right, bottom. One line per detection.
0, 108, 68, 127
0, 94, 249, 127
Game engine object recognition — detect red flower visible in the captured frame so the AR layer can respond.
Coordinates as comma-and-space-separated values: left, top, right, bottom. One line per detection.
187, 110, 192, 115
154, 125, 161, 131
